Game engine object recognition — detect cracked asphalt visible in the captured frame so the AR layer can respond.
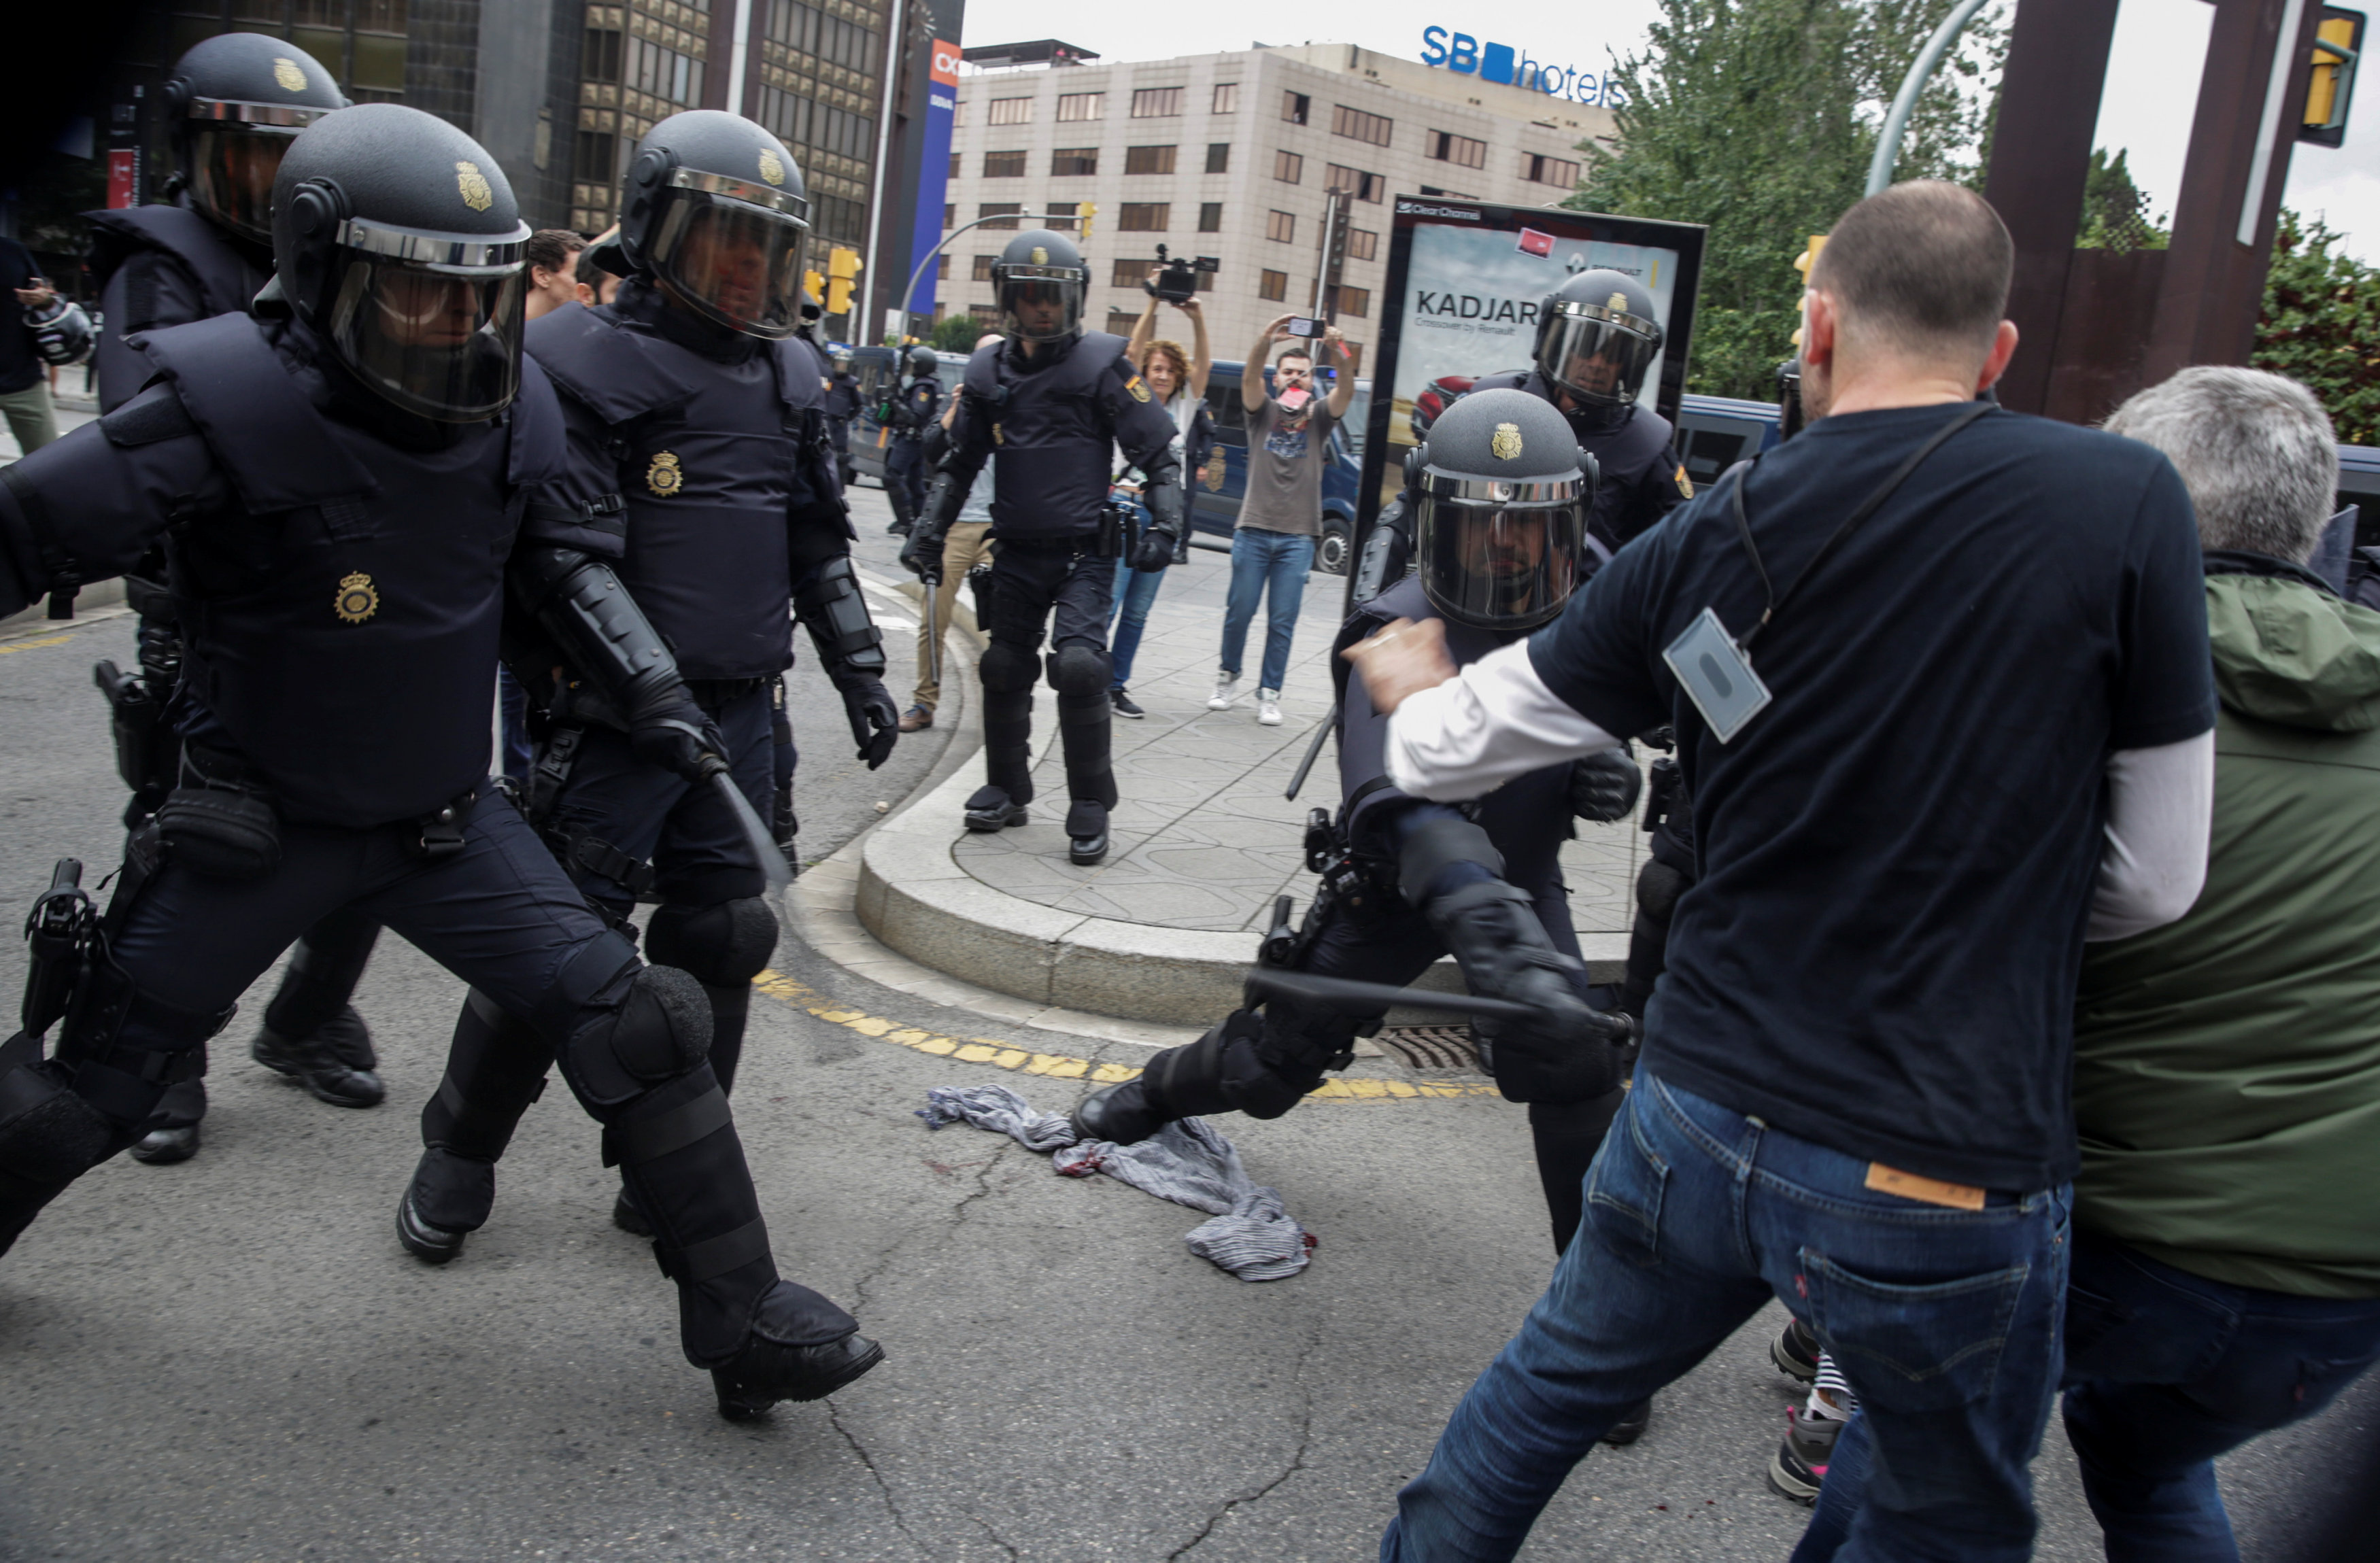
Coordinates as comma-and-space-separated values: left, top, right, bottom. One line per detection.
1, 480, 2372, 1561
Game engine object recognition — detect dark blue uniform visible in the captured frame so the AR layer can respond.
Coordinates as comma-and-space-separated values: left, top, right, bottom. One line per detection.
883, 370, 941, 527
823, 366, 861, 487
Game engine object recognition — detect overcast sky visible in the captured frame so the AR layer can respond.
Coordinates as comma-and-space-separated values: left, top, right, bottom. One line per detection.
957, 0, 2380, 262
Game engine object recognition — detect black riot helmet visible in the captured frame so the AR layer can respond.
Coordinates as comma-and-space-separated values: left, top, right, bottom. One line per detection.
1410, 388, 1599, 632
271, 105, 530, 423
163, 32, 347, 245
906, 345, 938, 377
617, 110, 812, 339
1533, 268, 1663, 410
990, 229, 1087, 345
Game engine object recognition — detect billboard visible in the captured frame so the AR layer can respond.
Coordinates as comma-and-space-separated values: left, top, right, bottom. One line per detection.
902, 38, 963, 317
1353, 198, 1707, 566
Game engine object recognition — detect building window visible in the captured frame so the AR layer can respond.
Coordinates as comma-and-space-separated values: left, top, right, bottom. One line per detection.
988, 97, 1032, 126
575, 131, 617, 196
1326, 165, 1386, 203
1051, 146, 1099, 177
983, 149, 1025, 178
972, 254, 996, 281
1258, 269, 1289, 303
1274, 149, 1302, 184
627, 37, 706, 107
1198, 202, 1223, 233
1057, 92, 1105, 122
945, 203, 957, 230
1110, 258, 1155, 288
949, 152, 961, 179
1130, 86, 1185, 118
1525, 153, 1581, 187
1267, 210, 1296, 243
1212, 82, 1240, 114
937, 254, 952, 281
1125, 143, 1178, 175
1328, 284, 1371, 318
1105, 309, 1145, 335
1427, 130, 1487, 169
970, 303, 1000, 323
1346, 226, 1378, 262
1118, 203, 1170, 232
583, 24, 622, 82
978, 203, 1023, 230
1206, 142, 1231, 174
1045, 201, 1081, 233
1332, 105, 1393, 146
1282, 91, 1310, 125
953, 100, 968, 128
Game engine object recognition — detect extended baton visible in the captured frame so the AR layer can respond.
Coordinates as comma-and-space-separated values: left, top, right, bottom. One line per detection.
1284, 699, 1338, 801
711, 768, 794, 896
1240, 965, 1544, 1023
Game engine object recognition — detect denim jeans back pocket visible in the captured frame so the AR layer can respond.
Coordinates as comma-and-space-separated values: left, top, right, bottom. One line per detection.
1801, 1250, 2031, 1412
1586, 1098, 1670, 1269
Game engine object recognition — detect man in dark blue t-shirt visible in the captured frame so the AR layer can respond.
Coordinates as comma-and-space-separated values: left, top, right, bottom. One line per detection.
1355, 183, 2218, 1563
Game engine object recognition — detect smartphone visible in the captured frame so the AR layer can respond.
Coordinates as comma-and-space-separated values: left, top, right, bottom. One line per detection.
1285, 317, 1320, 339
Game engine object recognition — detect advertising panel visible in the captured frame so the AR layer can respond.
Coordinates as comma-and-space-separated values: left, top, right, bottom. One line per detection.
903, 38, 963, 315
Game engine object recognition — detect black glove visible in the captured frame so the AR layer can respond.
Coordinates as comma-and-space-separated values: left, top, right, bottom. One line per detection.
629, 687, 728, 785
1570, 744, 1644, 823
1426, 879, 1633, 1104
832, 670, 900, 770
1128, 515, 1178, 573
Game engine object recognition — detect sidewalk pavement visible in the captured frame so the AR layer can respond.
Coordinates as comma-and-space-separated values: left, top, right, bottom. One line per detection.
835, 512, 1646, 1029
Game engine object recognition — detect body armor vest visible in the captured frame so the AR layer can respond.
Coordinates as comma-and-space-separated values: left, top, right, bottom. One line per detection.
1467, 369, 1680, 553
528, 299, 828, 681
84, 205, 267, 413
129, 313, 563, 828
966, 332, 1134, 540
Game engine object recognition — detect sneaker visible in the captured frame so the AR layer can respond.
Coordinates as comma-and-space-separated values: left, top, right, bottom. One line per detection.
1207, 674, 1240, 710
1766, 1406, 1843, 1505
1601, 1397, 1652, 1446
1111, 688, 1144, 719
1256, 689, 1282, 725
1773, 1316, 1822, 1382
898, 704, 934, 733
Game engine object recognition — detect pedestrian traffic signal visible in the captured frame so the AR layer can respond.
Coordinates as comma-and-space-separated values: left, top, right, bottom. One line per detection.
2302, 8, 2364, 148
826, 246, 862, 315
1790, 235, 1828, 347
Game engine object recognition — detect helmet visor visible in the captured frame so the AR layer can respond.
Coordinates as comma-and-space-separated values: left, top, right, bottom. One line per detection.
324, 252, 524, 422
188, 124, 297, 244
1415, 490, 1588, 631
1538, 304, 1661, 407
999, 267, 1083, 343
648, 191, 809, 339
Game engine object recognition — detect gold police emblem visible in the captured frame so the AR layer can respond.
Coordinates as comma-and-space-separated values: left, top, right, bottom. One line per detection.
333, 572, 379, 625
1030, 245, 1049, 265
1675, 463, 1695, 498
1202, 451, 1226, 492
1608, 290, 1631, 312
456, 160, 494, 213
1490, 422, 1524, 461
1124, 373, 1151, 403
273, 57, 307, 93
647, 450, 685, 496
758, 147, 785, 186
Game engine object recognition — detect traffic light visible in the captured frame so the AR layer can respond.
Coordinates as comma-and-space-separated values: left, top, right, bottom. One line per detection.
802, 267, 826, 308
1078, 202, 1096, 241
826, 246, 862, 315
1789, 234, 1828, 348
2302, 8, 2364, 149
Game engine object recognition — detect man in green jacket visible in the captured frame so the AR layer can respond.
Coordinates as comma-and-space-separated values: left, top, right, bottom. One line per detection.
1798, 366, 2380, 1562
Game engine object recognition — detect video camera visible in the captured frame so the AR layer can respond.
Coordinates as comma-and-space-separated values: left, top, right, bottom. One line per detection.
1145, 243, 1219, 305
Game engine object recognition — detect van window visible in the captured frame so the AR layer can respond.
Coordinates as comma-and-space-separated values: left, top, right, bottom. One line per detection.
1207, 379, 1248, 436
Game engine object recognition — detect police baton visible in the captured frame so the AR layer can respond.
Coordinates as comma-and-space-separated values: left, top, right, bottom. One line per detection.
1284, 700, 1338, 801
1240, 965, 1545, 1024
709, 767, 795, 897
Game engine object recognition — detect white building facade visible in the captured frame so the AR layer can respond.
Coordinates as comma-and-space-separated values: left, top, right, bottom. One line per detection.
937, 42, 1617, 369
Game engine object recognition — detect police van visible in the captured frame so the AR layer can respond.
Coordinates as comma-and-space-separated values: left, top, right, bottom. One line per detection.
841, 345, 970, 485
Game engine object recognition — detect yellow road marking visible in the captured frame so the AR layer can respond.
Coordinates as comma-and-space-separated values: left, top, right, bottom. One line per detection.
750, 967, 1503, 1101
0, 634, 73, 656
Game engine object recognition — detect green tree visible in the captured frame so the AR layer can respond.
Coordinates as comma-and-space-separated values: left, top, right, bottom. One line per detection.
2255, 209, 2380, 447
2077, 148, 2169, 252
928, 312, 986, 353
1569, 0, 2004, 399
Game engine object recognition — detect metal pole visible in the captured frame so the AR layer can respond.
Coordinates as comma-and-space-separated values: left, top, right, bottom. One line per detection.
891, 210, 1070, 342
1867, 0, 1996, 196
862, 0, 909, 341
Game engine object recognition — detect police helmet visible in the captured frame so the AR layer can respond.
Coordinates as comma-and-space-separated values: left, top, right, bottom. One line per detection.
1410, 388, 1599, 632
617, 111, 811, 339
990, 229, 1087, 345
163, 33, 346, 245
906, 345, 938, 377
272, 105, 530, 423
1533, 269, 1663, 410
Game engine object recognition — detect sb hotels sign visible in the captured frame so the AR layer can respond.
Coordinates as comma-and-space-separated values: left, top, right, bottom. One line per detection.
1418, 26, 1619, 107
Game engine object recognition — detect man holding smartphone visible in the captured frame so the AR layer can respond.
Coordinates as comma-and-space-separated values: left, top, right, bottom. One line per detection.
1211, 315, 1356, 725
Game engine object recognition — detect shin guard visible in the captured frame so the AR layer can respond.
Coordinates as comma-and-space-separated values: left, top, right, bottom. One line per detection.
261, 906, 381, 1054
408, 989, 556, 1233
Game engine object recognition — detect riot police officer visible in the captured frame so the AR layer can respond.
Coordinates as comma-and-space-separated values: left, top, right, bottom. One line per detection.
1070, 392, 1647, 1424
823, 348, 861, 488
1354, 269, 1693, 602
881, 343, 942, 536
79, 32, 385, 1159
898, 229, 1185, 865
394, 109, 896, 1250
0, 105, 879, 1415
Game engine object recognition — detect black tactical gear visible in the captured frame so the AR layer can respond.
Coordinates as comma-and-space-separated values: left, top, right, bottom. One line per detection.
1533, 268, 1663, 410
1410, 388, 1597, 632
617, 111, 812, 341
160, 31, 345, 245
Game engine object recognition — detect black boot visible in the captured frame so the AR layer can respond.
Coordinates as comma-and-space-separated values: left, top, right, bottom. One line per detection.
254, 908, 385, 1107
1055, 681, 1117, 865
397, 990, 555, 1263
252, 1006, 384, 1107
964, 785, 1028, 831
1071, 1024, 1242, 1144
128, 1071, 205, 1164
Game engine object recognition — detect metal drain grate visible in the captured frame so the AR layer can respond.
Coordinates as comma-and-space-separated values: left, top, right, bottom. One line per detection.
1372, 1025, 1482, 1073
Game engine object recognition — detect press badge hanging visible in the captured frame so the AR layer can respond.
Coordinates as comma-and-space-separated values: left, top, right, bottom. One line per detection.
1663, 607, 1771, 743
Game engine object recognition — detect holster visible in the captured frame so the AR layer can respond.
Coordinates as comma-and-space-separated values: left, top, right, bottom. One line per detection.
92, 659, 180, 808
1095, 502, 1125, 560
19, 859, 95, 1042
153, 749, 281, 882
1644, 756, 1682, 836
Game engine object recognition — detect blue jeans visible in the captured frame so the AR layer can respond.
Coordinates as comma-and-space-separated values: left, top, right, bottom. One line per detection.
1219, 527, 1314, 693
1108, 495, 1167, 689
1799, 1230, 2380, 1563
1380, 1073, 2072, 1563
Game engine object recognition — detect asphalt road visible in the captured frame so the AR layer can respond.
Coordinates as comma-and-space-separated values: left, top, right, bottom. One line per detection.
0, 477, 2370, 1562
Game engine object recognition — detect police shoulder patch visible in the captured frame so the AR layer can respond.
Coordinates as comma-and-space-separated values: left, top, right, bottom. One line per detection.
334, 572, 379, 625
1123, 373, 1151, 403
647, 450, 685, 496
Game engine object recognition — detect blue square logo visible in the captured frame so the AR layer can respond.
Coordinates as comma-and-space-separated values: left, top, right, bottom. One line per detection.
1480, 41, 1516, 85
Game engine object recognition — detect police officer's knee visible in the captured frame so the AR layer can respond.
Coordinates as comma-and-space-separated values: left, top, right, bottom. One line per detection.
1046, 643, 1110, 698
645, 897, 779, 987
0, 1065, 118, 1179
561, 964, 713, 1106
979, 641, 1039, 693
1636, 859, 1688, 923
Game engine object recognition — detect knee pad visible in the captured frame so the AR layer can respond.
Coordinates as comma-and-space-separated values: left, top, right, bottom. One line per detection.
1047, 643, 1112, 698
562, 963, 713, 1106
646, 898, 780, 988
0, 1061, 118, 1184
1635, 859, 1688, 924
979, 640, 1040, 694
1257, 998, 1361, 1086
1221, 1018, 1310, 1120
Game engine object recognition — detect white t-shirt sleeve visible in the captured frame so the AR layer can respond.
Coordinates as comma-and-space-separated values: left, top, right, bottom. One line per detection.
2086, 729, 2215, 942
1383, 640, 1620, 801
